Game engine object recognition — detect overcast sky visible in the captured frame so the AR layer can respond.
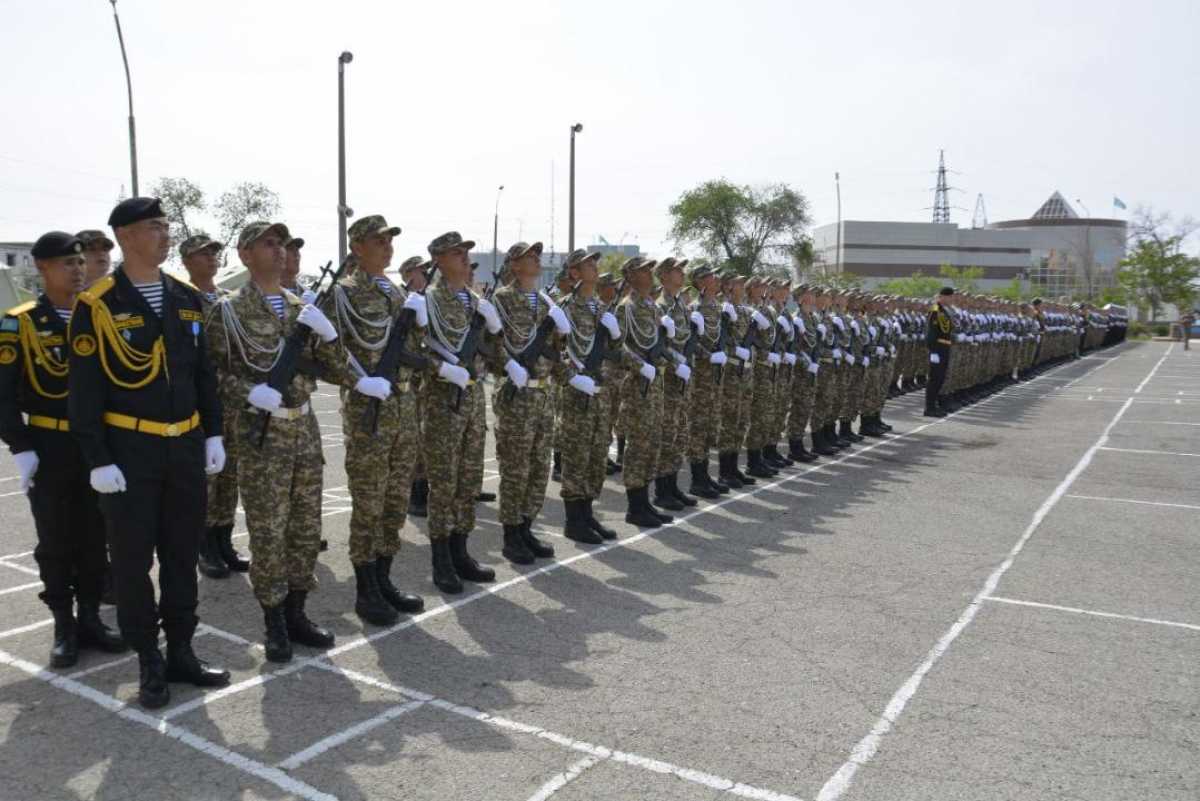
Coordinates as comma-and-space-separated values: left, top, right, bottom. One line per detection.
3, 0, 1198, 264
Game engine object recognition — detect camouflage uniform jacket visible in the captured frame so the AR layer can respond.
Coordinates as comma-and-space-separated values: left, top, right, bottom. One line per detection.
423, 276, 482, 377
689, 294, 723, 359
617, 292, 667, 373
657, 290, 692, 364
488, 283, 566, 383
320, 268, 426, 391
561, 290, 615, 384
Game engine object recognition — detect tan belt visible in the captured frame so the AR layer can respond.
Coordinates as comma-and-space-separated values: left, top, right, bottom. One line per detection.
28, 415, 70, 432
524, 377, 551, 389
265, 401, 311, 421
937, 338, 952, 345
104, 411, 201, 438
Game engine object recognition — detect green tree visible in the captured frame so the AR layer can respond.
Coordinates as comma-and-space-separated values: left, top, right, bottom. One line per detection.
668, 179, 810, 276
823, 271, 863, 291
597, 252, 624, 278
151, 176, 205, 252
876, 271, 944, 297
993, 277, 1030, 302
215, 182, 281, 254
938, 264, 984, 294
1117, 238, 1198, 320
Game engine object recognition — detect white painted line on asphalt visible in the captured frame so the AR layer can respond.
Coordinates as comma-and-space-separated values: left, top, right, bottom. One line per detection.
1120, 420, 1200, 426
0, 646, 337, 801
0, 559, 40, 577
66, 651, 139, 680
0, 616, 53, 640
525, 757, 601, 801
277, 699, 425, 770
984, 596, 1200, 632
0, 489, 29, 499
1100, 447, 1200, 458
815, 347, 1158, 801
0, 581, 42, 596
0, 476, 18, 483
1064, 494, 1200, 511
1134, 343, 1173, 393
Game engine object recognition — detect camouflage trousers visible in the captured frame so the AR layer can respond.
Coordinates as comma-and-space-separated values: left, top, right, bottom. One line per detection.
687, 360, 719, 462
655, 372, 690, 476
620, 369, 664, 490
412, 379, 426, 480
341, 388, 418, 566
422, 380, 485, 540
862, 361, 886, 414
717, 360, 750, 453
609, 373, 626, 439
787, 365, 818, 438
559, 383, 611, 501
236, 410, 322, 607
771, 363, 794, 444
494, 381, 554, 525
549, 383, 563, 454
816, 361, 843, 428
205, 407, 240, 528
745, 360, 776, 450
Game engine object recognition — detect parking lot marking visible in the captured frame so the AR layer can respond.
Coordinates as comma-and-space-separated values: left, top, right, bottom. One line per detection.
1064, 494, 1200, 511
984, 596, 1200, 632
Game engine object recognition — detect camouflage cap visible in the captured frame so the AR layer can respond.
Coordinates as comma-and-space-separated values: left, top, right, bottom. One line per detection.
505, 241, 543, 262
654, 256, 681, 275
597, 272, 619, 288
348, 214, 401, 243
676, 258, 690, 270
237, 221, 290, 249
719, 266, 745, 282
620, 256, 655, 276
76, 229, 114, 251
398, 255, 425, 274
565, 248, 601, 268
428, 231, 475, 255
687, 263, 715, 286
179, 233, 224, 259
285, 236, 305, 250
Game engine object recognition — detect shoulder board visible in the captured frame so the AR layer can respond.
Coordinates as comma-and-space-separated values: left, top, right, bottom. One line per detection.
4, 300, 36, 318
77, 276, 116, 305
929, 303, 940, 312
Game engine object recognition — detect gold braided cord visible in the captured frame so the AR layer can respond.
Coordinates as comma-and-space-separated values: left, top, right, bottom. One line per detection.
18, 314, 68, 399
77, 292, 165, 389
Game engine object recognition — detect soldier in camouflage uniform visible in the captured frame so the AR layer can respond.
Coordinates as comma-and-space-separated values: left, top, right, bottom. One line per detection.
319, 216, 427, 627
596, 272, 624, 475
651, 258, 700, 511
715, 269, 756, 488
397, 256, 431, 518
549, 266, 573, 482
487, 241, 570, 563
743, 276, 781, 478
765, 279, 798, 467
205, 222, 342, 662
785, 284, 821, 461
685, 263, 732, 498
810, 288, 843, 454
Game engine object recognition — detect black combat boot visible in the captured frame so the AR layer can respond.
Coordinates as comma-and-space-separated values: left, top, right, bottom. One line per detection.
409, 478, 429, 518
76, 601, 126, 654
520, 516, 555, 558
376, 555, 424, 613
647, 489, 674, 524
747, 448, 774, 478
717, 453, 743, 490
137, 647, 169, 709
197, 526, 230, 579
215, 524, 250, 572
606, 457, 620, 475
877, 415, 893, 432
166, 640, 231, 687
261, 603, 292, 663
859, 415, 884, 438
430, 538, 463, 594
502, 523, 536, 565
49, 607, 78, 668
284, 589, 335, 649
354, 563, 400, 626
765, 444, 793, 468
689, 460, 721, 500
449, 532, 495, 583
834, 421, 854, 447
624, 487, 662, 529
565, 499, 603, 543
730, 451, 756, 485
615, 436, 626, 469
551, 451, 562, 482
653, 476, 685, 512
668, 473, 697, 507
475, 491, 496, 503
101, 566, 115, 606
813, 428, 838, 456
585, 500, 617, 540
788, 437, 818, 463
843, 419, 865, 442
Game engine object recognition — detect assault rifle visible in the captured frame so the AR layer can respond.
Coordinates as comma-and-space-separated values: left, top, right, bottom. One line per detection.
451, 281, 497, 411
359, 282, 430, 435
502, 284, 574, 404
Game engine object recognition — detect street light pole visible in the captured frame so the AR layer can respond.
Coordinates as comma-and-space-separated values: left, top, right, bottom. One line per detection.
492, 185, 504, 281
569, 123, 582, 252
337, 51, 354, 264
109, 1, 138, 195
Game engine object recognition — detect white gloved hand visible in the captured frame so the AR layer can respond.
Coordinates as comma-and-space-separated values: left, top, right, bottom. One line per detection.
600, 312, 621, 339
889, 344, 896, 356
547, 303, 570, 334
438, 361, 470, 389
300, 289, 319, 305
476, 298, 501, 334
13, 450, 38, 493
504, 358, 529, 388
876, 346, 885, 357
297, 303, 338, 343
710, 350, 728, 366
767, 352, 782, 366
784, 353, 797, 365
248, 383, 283, 412
568, 373, 597, 396
674, 363, 691, 382
930, 353, 941, 365
204, 436, 226, 476
90, 464, 127, 494
955, 334, 966, 343
355, 376, 393, 400
638, 362, 656, 382
721, 302, 737, 321
689, 311, 705, 336
817, 323, 828, 335
403, 292, 428, 327
832, 316, 845, 329
846, 354, 856, 365
751, 310, 770, 330
850, 319, 860, 332
791, 315, 805, 334
863, 356, 870, 367
807, 361, 819, 375
778, 316, 792, 334
735, 346, 750, 361
833, 348, 843, 360
659, 315, 676, 339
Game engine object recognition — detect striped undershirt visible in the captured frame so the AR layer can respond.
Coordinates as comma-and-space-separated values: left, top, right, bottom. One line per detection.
203, 291, 220, 304
525, 291, 539, 311
264, 294, 285, 319
55, 308, 72, 324
456, 289, 472, 312
374, 277, 394, 295
133, 281, 164, 316
587, 298, 599, 315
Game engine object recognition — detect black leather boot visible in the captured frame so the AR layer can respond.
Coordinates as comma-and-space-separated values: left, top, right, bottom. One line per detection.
76, 601, 126, 653
717, 453, 743, 489
615, 436, 625, 469
860, 415, 884, 438
843, 419, 864, 442
878, 415, 894, 432
565, 498, 603, 543
624, 487, 662, 528
605, 457, 620, 475
747, 448, 774, 479
653, 476, 685, 512
813, 428, 838, 456
585, 500, 617, 540
502, 523, 536, 565
668, 473, 697, 507
731, 451, 756, 485
647, 489, 674, 524
284, 589, 335, 649
165, 640, 231, 687
789, 437, 818, 463
551, 451, 562, 482
521, 516, 556, 558
449, 532, 495, 583
689, 461, 721, 500
138, 647, 169, 709
409, 479, 428, 518
262, 603, 292, 663
835, 421, 854, 447
101, 566, 115, 606
430, 538, 463, 594
216, 524, 249, 572
475, 490, 496, 503
376, 555, 424, 613
49, 608, 78, 668
354, 563, 400, 626
197, 526, 230, 579
764, 444, 792, 468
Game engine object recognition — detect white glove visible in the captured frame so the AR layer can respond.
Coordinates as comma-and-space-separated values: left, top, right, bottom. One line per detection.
204, 436, 226, 476
547, 303, 570, 334
90, 464, 126, 494
355, 376, 393, 400
403, 292, 428, 327
504, 358, 529, 388
751, 310, 770, 331
876, 346, 885, 357
791, 315, 805, 334
476, 298, 501, 334
300, 289, 319, 305
638, 362, 656, 382
600, 312, 620, 339
930, 353, 941, 365
13, 450, 38, 493
659, 315, 676, 339
889, 344, 896, 356
850, 320, 860, 332
709, 350, 727, 366
721, 302, 737, 321
807, 361, 819, 375
778, 316, 792, 334
248, 383, 283, 412
767, 352, 782, 366
846, 354, 856, 365
955, 334, 966, 343
833, 348, 843, 360
674, 363, 691, 382
298, 303, 337, 343
735, 346, 750, 361
689, 311, 705, 336
784, 353, 797, 366
568, 373, 597, 396
863, 356, 870, 367
438, 361, 470, 389
832, 316, 845, 329
817, 323, 827, 335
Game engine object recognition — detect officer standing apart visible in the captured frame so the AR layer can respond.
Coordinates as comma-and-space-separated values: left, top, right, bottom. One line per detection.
69, 197, 229, 708
1, 232, 125, 668
924, 286, 956, 417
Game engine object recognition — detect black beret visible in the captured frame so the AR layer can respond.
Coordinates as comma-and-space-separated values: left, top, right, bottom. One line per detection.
107, 196, 165, 228
938, 286, 955, 296
31, 231, 84, 260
